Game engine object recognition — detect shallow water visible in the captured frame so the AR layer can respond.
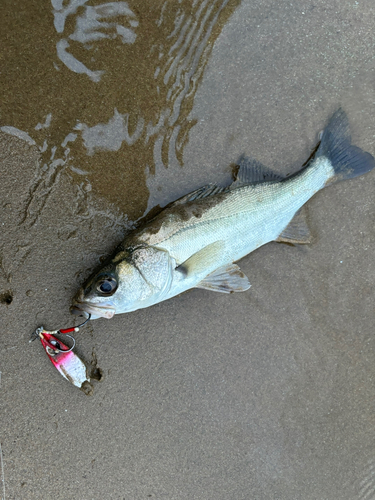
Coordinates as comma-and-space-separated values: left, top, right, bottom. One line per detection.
1, 1, 375, 499
0, 0, 239, 221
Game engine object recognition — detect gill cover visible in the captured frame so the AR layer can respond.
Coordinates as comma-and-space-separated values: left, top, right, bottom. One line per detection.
114, 246, 174, 312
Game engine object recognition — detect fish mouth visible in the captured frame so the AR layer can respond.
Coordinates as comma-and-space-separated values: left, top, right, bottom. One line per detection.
70, 301, 116, 320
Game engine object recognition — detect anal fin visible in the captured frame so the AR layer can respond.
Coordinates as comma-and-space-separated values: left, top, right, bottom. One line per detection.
276, 205, 312, 245
196, 263, 251, 294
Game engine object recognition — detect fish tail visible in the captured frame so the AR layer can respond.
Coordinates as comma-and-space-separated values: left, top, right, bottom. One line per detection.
317, 108, 375, 183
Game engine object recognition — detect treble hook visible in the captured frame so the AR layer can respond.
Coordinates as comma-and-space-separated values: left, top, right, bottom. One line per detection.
46, 333, 76, 354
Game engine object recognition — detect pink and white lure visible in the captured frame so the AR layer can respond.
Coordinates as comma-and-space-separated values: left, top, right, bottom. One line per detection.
30, 316, 93, 393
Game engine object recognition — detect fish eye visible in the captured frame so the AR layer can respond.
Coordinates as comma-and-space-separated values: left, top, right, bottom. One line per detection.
96, 277, 117, 295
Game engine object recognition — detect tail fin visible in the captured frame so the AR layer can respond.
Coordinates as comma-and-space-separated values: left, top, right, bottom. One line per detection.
317, 108, 375, 183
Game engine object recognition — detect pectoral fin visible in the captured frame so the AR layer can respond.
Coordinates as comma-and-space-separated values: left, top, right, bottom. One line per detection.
176, 243, 250, 293
176, 241, 225, 277
196, 263, 251, 294
276, 206, 312, 245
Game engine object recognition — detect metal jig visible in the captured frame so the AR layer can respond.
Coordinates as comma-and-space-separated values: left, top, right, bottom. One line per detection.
30, 314, 93, 392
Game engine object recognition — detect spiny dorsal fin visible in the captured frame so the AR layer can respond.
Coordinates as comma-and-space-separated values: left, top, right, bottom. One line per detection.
276, 205, 312, 245
196, 263, 251, 294
168, 157, 283, 207
172, 184, 229, 206
231, 156, 284, 188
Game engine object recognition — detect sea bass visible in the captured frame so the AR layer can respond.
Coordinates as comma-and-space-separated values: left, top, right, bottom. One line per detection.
71, 110, 375, 319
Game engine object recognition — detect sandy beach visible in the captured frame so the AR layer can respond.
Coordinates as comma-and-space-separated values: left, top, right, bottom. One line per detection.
1, 1, 375, 498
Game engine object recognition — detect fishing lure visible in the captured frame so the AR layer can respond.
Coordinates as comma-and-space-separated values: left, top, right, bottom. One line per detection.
30, 315, 94, 394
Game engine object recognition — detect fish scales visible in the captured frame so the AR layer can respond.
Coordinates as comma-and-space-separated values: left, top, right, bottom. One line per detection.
134, 157, 333, 268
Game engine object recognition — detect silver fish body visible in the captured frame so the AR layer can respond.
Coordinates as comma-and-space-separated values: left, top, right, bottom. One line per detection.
71, 110, 375, 319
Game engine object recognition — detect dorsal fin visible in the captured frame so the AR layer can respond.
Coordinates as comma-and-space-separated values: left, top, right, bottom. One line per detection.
167, 157, 283, 209
171, 184, 229, 206
231, 156, 284, 188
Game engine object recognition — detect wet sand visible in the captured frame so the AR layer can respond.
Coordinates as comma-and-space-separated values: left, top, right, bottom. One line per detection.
1, 0, 375, 498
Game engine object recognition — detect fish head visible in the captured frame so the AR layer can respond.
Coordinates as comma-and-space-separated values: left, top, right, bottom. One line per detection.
71, 245, 174, 319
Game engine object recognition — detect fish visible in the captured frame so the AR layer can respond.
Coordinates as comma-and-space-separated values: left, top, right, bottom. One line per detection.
71, 109, 375, 319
